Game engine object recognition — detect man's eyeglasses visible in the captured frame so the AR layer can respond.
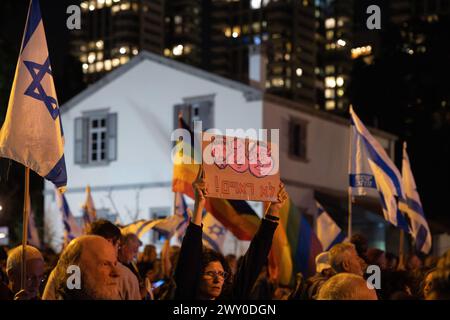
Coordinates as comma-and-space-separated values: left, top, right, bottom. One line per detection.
203, 271, 229, 280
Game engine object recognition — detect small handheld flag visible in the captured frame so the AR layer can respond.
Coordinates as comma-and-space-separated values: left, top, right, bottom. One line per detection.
56, 189, 82, 246
0, 0, 67, 191
400, 143, 432, 254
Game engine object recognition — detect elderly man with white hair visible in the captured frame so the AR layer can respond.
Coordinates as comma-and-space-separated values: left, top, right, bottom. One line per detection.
328, 242, 366, 276
317, 273, 378, 300
4, 245, 45, 300
51, 235, 120, 300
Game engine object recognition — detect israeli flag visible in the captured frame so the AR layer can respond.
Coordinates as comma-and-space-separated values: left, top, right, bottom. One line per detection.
82, 186, 97, 228
202, 212, 227, 253
349, 106, 409, 231
56, 189, 82, 245
316, 201, 346, 251
400, 143, 432, 254
0, 0, 66, 191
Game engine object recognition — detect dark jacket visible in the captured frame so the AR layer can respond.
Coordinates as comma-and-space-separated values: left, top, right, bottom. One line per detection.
174, 218, 278, 300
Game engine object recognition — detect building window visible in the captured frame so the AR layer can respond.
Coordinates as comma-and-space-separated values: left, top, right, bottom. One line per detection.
325, 100, 336, 110
74, 110, 117, 165
289, 117, 308, 160
174, 95, 215, 131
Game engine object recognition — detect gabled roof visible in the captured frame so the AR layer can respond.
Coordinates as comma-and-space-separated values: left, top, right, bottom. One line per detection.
61, 51, 262, 113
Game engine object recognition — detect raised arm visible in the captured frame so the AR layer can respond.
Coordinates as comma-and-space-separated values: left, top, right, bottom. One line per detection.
232, 182, 288, 299
174, 166, 207, 299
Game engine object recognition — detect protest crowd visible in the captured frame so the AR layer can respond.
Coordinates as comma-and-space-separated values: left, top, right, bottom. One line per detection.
0, 168, 449, 301
0, 0, 449, 303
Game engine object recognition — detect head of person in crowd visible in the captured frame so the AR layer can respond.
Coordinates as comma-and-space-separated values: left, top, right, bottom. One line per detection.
87, 219, 122, 253
146, 259, 163, 283
385, 252, 399, 271
426, 250, 450, 300
422, 268, 436, 300
329, 243, 365, 276
119, 233, 142, 265
424, 256, 438, 269
197, 247, 231, 300
225, 254, 237, 276
379, 270, 414, 300
366, 248, 387, 270
52, 235, 120, 300
140, 245, 157, 263
407, 253, 423, 271
317, 273, 378, 300
6, 245, 44, 300
350, 234, 368, 262
315, 251, 335, 277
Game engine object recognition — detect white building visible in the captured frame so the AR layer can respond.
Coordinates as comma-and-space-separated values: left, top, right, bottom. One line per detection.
44, 51, 398, 253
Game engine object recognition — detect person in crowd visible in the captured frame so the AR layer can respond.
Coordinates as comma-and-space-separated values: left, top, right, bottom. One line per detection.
424, 255, 438, 269
350, 234, 368, 263
379, 270, 415, 300
138, 244, 157, 279
1, 245, 45, 300
317, 273, 378, 300
422, 268, 436, 300
303, 251, 335, 299
49, 235, 120, 300
174, 167, 288, 300
119, 233, 142, 280
426, 249, 450, 300
89, 220, 141, 300
385, 252, 399, 271
407, 253, 423, 272
43, 219, 141, 300
366, 248, 387, 270
328, 242, 365, 276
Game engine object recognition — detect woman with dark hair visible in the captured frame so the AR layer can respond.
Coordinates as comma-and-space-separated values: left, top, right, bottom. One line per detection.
174, 167, 287, 300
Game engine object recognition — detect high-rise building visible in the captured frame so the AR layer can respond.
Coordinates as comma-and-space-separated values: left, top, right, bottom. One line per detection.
163, 0, 204, 67
73, 0, 164, 83
207, 0, 318, 106
318, 0, 354, 114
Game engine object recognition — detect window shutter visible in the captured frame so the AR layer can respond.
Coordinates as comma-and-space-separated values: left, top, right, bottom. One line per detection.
107, 113, 117, 161
74, 117, 88, 164
174, 103, 191, 129
196, 100, 214, 130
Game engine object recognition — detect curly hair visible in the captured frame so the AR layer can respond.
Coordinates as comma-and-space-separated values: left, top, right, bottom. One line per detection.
200, 247, 232, 299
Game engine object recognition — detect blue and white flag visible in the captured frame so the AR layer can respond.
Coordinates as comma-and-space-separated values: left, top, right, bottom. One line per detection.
202, 212, 227, 253
0, 0, 66, 191
400, 143, 432, 254
56, 189, 82, 246
349, 106, 409, 231
173, 192, 191, 243
27, 196, 41, 248
315, 201, 346, 251
82, 186, 97, 229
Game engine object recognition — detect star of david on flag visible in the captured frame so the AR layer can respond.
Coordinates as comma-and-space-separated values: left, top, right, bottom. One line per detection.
0, 0, 67, 192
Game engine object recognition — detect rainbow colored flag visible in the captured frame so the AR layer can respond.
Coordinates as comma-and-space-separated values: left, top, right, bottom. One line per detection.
271, 198, 323, 285
172, 115, 259, 240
